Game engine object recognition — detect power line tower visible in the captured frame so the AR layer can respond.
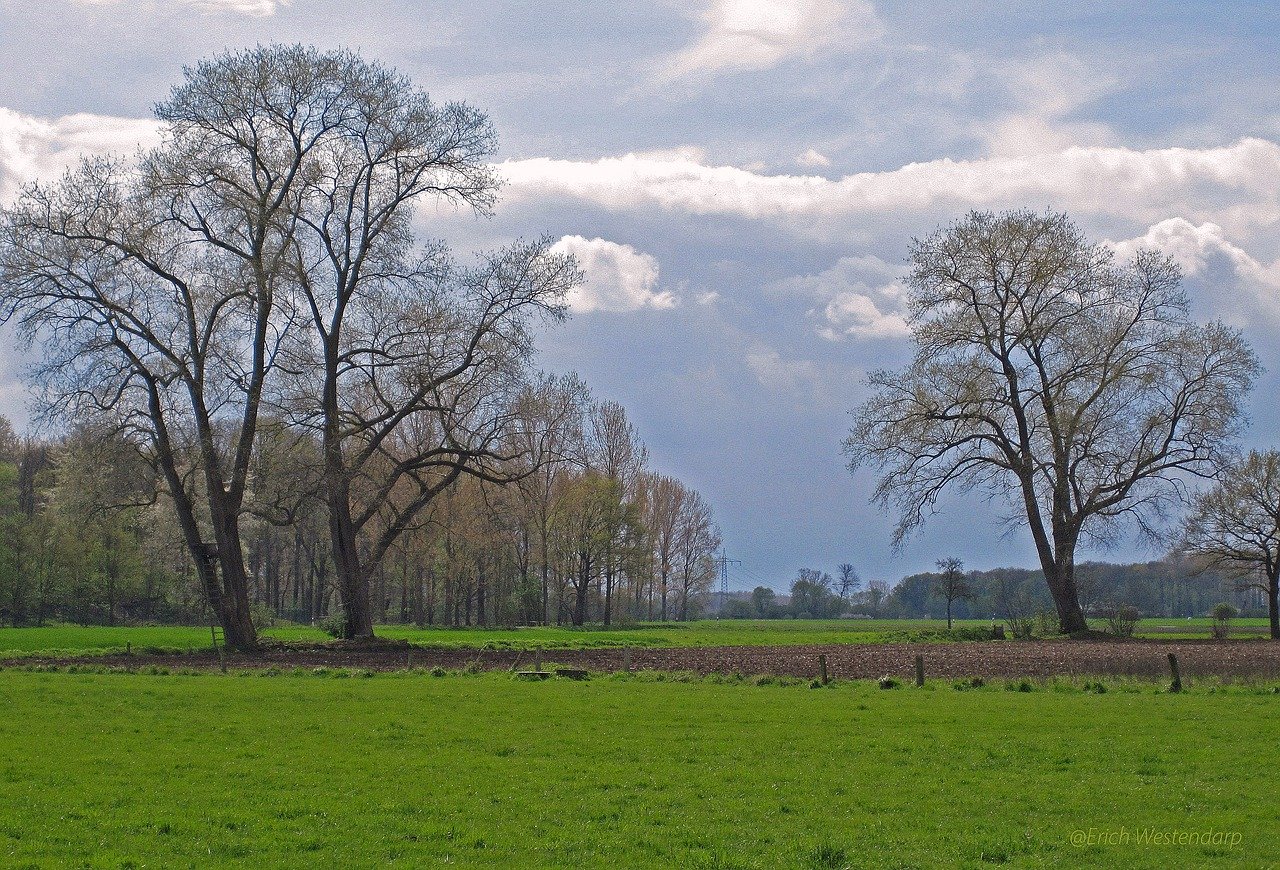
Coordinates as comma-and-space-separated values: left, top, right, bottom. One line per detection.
715, 550, 740, 617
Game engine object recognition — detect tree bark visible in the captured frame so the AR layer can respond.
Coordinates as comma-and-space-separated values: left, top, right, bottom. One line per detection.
1269, 574, 1279, 640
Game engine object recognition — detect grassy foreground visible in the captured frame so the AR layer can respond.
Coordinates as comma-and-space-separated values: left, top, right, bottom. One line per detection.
1, 617, 1263, 659
1, 670, 1273, 868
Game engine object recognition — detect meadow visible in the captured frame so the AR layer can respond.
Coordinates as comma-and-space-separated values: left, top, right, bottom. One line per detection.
0, 668, 1273, 868
0, 617, 1265, 659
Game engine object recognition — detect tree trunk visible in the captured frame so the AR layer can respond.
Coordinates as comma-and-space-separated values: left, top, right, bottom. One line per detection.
1268, 573, 1279, 640
1043, 562, 1088, 634
603, 563, 613, 627
328, 484, 374, 639
210, 500, 259, 652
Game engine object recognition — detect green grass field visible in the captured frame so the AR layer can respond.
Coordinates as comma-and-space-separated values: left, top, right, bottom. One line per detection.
1, 617, 1265, 659
0, 669, 1272, 868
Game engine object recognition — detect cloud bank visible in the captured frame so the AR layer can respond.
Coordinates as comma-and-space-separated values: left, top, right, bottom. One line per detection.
501, 138, 1280, 239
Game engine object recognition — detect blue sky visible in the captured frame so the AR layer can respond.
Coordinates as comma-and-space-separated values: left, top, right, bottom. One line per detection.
2, 0, 1280, 589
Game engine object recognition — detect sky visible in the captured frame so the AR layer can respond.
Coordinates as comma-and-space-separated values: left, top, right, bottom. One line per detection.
2, 0, 1280, 590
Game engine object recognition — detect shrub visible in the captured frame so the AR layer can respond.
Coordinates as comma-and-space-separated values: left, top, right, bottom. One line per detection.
1104, 604, 1140, 638
249, 603, 277, 630
1211, 602, 1237, 639
1005, 614, 1035, 640
317, 611, 347, 639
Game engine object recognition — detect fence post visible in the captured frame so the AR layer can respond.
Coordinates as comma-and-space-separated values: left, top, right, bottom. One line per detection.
818, 654, 828, 685
914, 655, 925, 687
623, 646, 632, 673
1167, 653, 1182, 693
535, 647, 542, 673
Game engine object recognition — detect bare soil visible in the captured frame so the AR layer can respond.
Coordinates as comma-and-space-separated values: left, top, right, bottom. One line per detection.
19, 638, 1280, 681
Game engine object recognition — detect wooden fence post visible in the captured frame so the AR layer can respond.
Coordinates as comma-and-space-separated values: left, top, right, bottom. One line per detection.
623, 646, 632, 673
535, 647, 542, 673
1167, 653, 1182, 693
914, 655, 925, 687
819, 654, 829, 685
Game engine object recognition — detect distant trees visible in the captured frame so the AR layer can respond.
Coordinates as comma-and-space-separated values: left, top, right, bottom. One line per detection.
934, 558, 972, 630
837, 563, 861, 602
1181, 451, 1280, 639
751, 585, 777, 618
846, 210, 1258, 633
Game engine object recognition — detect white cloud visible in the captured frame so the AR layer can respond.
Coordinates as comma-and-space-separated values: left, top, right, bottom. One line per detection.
796, 148, 831, 168
661, 0, 883, 80
0, 107, 161, 202
1110, 218, 1280, 321
74, 0, 287, 14
772, 255, 910, 340
551, 235, 677, 313
501, 138, 1280, 240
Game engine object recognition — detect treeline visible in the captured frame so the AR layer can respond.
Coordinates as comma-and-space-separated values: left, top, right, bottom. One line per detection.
0, 399, 721, 630
882, 558, 1256, 621
0, 46, 720, 646
717, 557, 1255, 623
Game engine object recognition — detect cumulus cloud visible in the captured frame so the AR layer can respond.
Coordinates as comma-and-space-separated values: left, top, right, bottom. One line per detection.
1110, 218, 1280, 321
661, 0, 883, 80
772, 255, 910, 340
501, 138, 1280, 239
0, 107, 161, 202
74, 0, 287, 14
551, 235, 677, 313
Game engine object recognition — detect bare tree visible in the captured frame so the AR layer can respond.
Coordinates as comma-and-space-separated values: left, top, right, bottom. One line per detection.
837, 562, 861, 600
845, 210, 1258, 633
933, 557, 972, 629
214, 45, 580, 639
584, 399, 648, 625
673, 490, 719, 620
1182, 450, 1280, 639
863, 577, 889, 617
0, 44, 329, 650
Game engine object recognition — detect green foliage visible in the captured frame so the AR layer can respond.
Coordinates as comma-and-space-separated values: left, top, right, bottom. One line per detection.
318, 610, 348, 639
1212, 602, 1238, 639
1105, 605, 1141, 638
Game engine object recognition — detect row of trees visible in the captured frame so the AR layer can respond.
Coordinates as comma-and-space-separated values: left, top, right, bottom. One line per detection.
717, 554, 1262, 628
0, 394, 721, 631
0, 46, 721, 646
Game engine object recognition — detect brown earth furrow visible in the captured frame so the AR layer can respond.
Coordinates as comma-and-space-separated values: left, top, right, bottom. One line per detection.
16, 639, 1280, 680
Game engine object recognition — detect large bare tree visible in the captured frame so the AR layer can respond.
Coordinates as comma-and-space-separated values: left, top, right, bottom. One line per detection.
845, 210, 1258, 633
1182, 450, 1280, 639
0, 45, 321, 652
200, 47, 578, 638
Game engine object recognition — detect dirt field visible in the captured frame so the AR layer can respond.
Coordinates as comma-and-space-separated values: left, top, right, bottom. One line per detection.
20, 638, 1280, 681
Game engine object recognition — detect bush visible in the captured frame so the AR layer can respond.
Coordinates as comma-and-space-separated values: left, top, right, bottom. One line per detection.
248, 603, 277, 630
1211, 602, 1237, 639
317, 611, 347, 639
1034, 610, 1058, 637
1104, 604, 1140, 638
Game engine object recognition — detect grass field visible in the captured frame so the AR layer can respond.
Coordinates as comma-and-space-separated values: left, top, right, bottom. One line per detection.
0, 669, 1272, 868
0, 617, 1268, 659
